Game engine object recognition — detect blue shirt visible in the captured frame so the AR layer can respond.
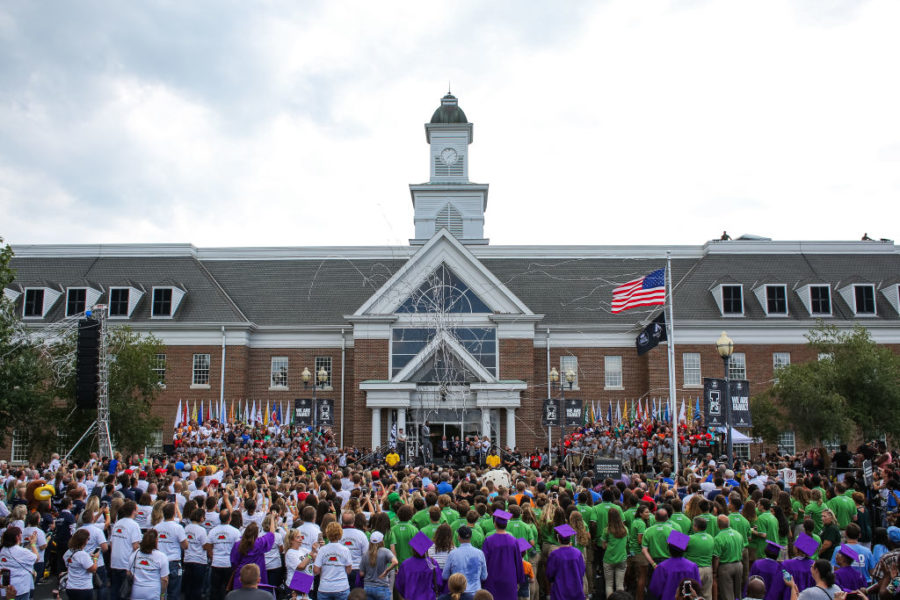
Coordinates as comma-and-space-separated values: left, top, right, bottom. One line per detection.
829, 543, 875, 583
443, 543, 488, 594
437, 482, 454, 495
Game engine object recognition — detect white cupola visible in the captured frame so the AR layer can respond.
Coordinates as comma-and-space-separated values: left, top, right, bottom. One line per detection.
410, 92, 489, 245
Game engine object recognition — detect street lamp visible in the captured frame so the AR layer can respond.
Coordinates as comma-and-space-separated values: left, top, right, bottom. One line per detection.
302, 366, 330, 428
716, 331, 735, 468
549, 366, 576, 465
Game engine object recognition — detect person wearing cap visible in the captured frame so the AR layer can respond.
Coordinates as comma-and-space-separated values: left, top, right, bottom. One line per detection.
444, 526, 488, 595
782, 532, 819, 592
358, 530, 397, 600
648, 529, 700, 600
748, 541, 787, 600
482, 510, 525, 600
828, 524, 874, 584
396, 532, 444, 600
545, 524, 585, 600
685, 517, 715, 600
713, 515, 744, 600
834, 545, 867, 593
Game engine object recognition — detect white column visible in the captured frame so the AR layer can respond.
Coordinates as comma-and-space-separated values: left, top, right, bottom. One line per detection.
397, 408, 406, 435
481, 408, 491, 441
506, 408, 516, 449
371, 408, 381, 449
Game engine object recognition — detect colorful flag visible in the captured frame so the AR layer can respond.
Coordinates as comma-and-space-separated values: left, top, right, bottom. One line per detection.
200, 400, 204, 424
679, 398, 686, 423
264, 400, 270, 426
250, 400, 256, 425
694, 397, 701, 421
192, 401, 198, 423
616, 400, 621, 423
611, 268, 666, 313
623, 399, 628, 422
607, 401, 612, 425
175, 399, 183, 429
230, 399, 235, 422
652, 398, 658, 419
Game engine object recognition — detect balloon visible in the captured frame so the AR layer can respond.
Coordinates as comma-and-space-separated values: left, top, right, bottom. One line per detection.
175, 461, 185, 471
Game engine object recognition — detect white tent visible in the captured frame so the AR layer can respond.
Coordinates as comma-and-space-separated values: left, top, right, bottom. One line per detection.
714, 427, 753, 443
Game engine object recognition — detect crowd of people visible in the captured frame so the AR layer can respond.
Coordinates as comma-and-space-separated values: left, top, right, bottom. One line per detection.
1, 416, 899, 600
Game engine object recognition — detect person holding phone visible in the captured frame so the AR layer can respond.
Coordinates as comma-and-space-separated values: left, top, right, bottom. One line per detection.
0, 527, 38, 600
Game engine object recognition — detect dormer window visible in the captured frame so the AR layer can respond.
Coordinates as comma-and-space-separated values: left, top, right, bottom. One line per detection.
766, 285, 787, 315
722, 285, 743, 315
810, 285, 831, 315
150, 286, 186, 318
66, 288, 86, 316
854, 284, 876, 315
108, 286, 143, 319
23, 289, 44, 317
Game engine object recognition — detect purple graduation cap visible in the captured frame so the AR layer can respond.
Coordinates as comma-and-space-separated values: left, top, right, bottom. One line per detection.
493, 509, 513, 520
839, 545, 861, 562
795, 532, 819, 557
517, 537, 532, 553
667, 529, 690, 551
289, 572, 314, 594
554, 524, 577, 539
765, 541, 785, 554
409, 531, 434, 556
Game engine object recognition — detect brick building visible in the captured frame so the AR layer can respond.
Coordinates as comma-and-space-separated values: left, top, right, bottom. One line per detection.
5, 93, 900, 462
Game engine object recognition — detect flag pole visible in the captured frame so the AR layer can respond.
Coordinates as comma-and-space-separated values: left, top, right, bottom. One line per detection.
666, 250, 679, 479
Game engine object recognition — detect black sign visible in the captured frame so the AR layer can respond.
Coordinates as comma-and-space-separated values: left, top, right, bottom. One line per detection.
863, 459, 874, 487
595, 458, 623, 480
703, 378, 726, 427
294, 399, 313, 426
729, 380, 752, 428
318, 398, 334, 425
542, 399, 559, 426
564, 398, 583, 426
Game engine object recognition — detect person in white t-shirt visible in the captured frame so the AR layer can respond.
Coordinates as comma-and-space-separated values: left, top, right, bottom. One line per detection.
154, 503, 188, 600
0, 526, 39, 600
283, 529, 317, 599
206, 509, 242, 599
63, 529, 99, 600
127, 530, 170, 600
183, 508, 209, 600
22, 512, 47, 584
109, 500, 143, 598
134, 495, 153, 531
77, 509, 110, 598
314, 522, 352, 598
298, 506, 322, 553
339, 511, 369, 587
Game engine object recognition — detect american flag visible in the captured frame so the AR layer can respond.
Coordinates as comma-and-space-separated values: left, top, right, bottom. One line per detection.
611, 268, 666, 313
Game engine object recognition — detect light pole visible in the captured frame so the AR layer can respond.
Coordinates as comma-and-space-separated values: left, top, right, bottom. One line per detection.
302, 365, 329, 429
716, 331, 735, 469
549, 366, 576, 465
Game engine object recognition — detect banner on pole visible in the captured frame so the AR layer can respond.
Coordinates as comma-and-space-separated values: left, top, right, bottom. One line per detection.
294, 399, 313, 426
564, 398, 583, 426
318, 398, 334, 425
542, 399, 559, 426
729, 380, 752, 427
703, 378, 726, 428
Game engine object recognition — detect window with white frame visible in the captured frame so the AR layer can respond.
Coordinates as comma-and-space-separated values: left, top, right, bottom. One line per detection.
152, 353, 166, 387
854, 284, 876, 315
810, 285, 831, 315
823, 438, 842, 453
315, 356, 333, 388
11, 430, 29, 463
192, 353, 210, 386
734, 444, 750, 461
560, 355, 579, 389
722, 285, 743, 315
145, 431, 163, 455
271, 356, 289, 389
765, 285, 788, 315
778, 430, 796, 455
819, 353, 833, 361
109, 288, 130, 317
728, 352, 746, 380
23, 289, 44, 318
605, 355, 623, 389
683, 353, 701, 387
152, 288, 173, 317
66, 288, 87, 317
773, 352, 790, 380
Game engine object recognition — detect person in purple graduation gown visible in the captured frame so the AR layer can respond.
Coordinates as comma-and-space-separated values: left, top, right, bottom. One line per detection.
782, 533, 819, 594
834, 547, 867, 593
647, 530, 700, 600
396, 532, 445, 600
747, 542, 787, 600
545, 525, 585, 600
482, 511, 525, 600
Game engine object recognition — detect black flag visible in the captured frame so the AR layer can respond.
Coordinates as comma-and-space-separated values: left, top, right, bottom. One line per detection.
635, 313, 667, 356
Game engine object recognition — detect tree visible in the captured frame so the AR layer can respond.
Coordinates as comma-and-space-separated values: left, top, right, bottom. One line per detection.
49, 326, 164, 458
0, 237, 56, 452
756, 322, 900, 445
749, 392, 783, 448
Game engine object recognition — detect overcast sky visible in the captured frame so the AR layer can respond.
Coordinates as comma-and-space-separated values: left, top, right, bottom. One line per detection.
1, 1, 898, 248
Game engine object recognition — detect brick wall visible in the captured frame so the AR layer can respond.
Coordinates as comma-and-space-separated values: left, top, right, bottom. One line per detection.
351, 339, 389, 450
499, 338, 537, 451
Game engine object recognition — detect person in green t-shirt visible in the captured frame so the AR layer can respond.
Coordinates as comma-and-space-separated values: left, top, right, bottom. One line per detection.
827, 485, 856, 530
438, 494, 460, 526
805, 490, 826, 535
627, 505, 651, 600
601, 506, 629, 597
410, 496, 431, 530
668, 498, 692, 536
420, 505, 443, 539
388, 504, 419, 564
642, 509, 675, 566
696, 499, 719, 538
713, 515, 744, 600
686, 517, 715, 600
453, 510, 486, 549
593, 489, 623, 546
